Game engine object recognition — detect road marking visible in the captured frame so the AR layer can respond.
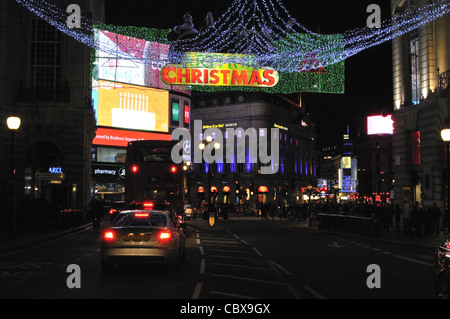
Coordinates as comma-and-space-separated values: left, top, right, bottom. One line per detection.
252, 247, 263, 257
327, 241, 344, 249
393, 255, 433, 267
210, 255, 257, 261
200, 259, 206, 274
208, 248, 253, 254
212, 262, 274, 272
232, 234, 241, 240
192, 282, 203, 299
267, 260, 293, 276
304, 285, 327, 299
199, 246, 204, 256
209, 291, 256, 299
211, 274, 286, 286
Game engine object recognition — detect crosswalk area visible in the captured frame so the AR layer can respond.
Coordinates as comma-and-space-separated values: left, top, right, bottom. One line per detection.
193, 229, 300, 299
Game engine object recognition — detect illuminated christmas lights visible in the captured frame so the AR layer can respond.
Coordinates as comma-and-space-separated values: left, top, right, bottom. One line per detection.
14, 0, 450, 93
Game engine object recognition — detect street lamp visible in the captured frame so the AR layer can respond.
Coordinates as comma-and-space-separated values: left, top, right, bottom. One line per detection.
7, 115, 21, 239
441, 122, 450, 232
333, 184, 340, 204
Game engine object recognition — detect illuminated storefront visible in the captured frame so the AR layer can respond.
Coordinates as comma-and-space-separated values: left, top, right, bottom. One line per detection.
187, 92, 317, 207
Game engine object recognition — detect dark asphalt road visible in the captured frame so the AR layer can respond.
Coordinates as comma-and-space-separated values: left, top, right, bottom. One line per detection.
0, 217, 437, 300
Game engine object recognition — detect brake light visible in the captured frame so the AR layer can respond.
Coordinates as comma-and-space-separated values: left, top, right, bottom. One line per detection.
103, 231, 115, 241
135, 212, 150, 218
159, 231, 172, 241
170, 165, 177, 173
109, 209, 115, 215
143, 202, 154, 209
131, 165, 139, 173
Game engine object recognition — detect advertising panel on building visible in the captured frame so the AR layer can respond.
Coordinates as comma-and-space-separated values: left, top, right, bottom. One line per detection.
91, 28, 191, 201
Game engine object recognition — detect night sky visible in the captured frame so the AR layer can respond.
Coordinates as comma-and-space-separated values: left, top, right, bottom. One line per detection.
105, 0, 393, 147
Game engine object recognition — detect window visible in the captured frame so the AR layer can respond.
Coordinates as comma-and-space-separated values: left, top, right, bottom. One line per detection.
409, 33, 420, 105
30, 18, 62, 101
114, 212, 168, 228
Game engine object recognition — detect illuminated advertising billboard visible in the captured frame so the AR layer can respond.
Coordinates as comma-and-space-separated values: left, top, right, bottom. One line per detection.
92, 29, 188, 93
96, 80, 169, 133
367, 115, 394, 135
91, 28, 191, 144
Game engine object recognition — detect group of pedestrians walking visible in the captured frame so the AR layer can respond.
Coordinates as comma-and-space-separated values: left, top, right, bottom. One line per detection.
257, 200, 450, 238
408, 202, 448, 238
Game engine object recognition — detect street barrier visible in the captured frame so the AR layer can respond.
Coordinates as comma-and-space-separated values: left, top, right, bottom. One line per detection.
317, 213, 383, 237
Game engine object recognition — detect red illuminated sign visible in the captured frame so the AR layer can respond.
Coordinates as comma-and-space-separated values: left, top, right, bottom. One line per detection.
184, 103, 190, 125
93, 127, 172, 147
258, 186, 269, 193
161, 66, 279, 88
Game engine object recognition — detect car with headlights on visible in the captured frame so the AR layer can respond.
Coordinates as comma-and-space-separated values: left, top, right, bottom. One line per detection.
434, 233, 450, 299
184, 205, 195, 220
101, 210, 186, 272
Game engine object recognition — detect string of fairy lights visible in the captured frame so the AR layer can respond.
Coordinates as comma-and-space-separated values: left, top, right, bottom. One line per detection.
14, 0, 450, 75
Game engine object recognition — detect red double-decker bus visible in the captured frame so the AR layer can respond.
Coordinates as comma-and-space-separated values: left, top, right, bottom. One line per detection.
125, 140, 184, 216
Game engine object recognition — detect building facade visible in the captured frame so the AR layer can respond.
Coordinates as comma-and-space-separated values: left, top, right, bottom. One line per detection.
188, 92, 317, 209
391, 0, 450, 220
0, 0, 104, 221
356, 133, 393, 203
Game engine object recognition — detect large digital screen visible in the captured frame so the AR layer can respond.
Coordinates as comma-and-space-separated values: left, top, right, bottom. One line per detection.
367, 115, 394, 135
92, 29, 189, 92
95, 80, 169, 132
91, 28, 190, 140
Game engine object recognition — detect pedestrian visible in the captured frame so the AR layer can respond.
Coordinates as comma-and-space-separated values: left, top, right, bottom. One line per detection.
431, 203, 442, 236
394, 204, 403, 230
410, 202, 421, 238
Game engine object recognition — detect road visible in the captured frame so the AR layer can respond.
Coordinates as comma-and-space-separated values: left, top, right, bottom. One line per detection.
0, 217, 437, 300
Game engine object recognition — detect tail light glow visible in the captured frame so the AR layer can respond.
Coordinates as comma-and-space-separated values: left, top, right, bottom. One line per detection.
103, 231, 115, 241
134, 212, 150, 218
159, 231, 172, 241
143, 202, 154, 209
131, 165, 139, 173
170, 165, 177, 173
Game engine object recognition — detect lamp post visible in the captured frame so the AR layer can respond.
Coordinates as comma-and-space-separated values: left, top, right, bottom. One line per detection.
199, 136, 220, 226
334, 184, 340, 204
7, 116, 21, 239
441, 124, 450, 232
307, 185, 313, 226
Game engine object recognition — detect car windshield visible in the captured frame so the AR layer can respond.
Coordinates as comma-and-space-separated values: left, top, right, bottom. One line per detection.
113, 212, 168, 228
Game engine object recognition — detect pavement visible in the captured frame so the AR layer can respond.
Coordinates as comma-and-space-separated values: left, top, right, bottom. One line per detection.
0, 214, 446, 255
